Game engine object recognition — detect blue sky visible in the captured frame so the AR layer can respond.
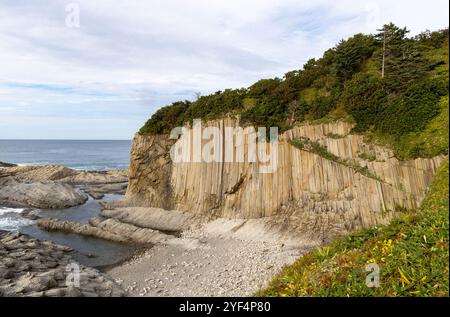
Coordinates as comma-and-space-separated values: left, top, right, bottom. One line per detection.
0, 0, 448, 139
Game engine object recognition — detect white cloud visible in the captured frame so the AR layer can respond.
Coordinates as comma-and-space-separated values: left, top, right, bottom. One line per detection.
0, 0, 448, 139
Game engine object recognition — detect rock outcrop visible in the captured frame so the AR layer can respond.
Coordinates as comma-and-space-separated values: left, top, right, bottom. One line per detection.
37, 209, 202, 248
124, 119, 446, 243
0, 177, 87, 209
0, 162, 17, 168
0, 165, 128, 185
0, 165, 128, 207
0, 231, 125, 297
99, 207, 196, 233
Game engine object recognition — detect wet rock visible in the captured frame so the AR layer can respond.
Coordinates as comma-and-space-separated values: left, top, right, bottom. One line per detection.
21, 209, 41, 221
0, 232, 125, 297
88, 192, 105, 200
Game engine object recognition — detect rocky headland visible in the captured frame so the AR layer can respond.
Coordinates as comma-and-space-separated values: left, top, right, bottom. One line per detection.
1, 121, 447, 297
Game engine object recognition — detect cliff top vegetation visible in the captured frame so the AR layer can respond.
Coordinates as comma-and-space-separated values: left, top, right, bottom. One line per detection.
139, 24, 449, 160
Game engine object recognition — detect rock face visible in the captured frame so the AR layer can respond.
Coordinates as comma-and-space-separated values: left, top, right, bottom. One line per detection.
126, 135, 175, 209
125, 120, 446, 242
0, 177, 87, 209
0, 231, 125, 297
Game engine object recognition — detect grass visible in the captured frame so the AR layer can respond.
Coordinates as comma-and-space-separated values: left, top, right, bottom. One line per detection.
426, 40, 449, 81
358, 152, 377, 162
326, 132, 345, 139
290, 137, 382, 181
257, 160, 449, 297
307, 105, 354, 125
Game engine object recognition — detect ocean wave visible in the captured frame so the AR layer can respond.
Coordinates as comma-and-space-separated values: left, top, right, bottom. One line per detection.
17, 162, 50, 167
0, 207, 25, 216
0, 207, 33, 231
0, 217, 34, 231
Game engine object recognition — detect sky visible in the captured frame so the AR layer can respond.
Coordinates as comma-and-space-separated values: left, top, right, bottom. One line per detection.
0, 0, 448, 140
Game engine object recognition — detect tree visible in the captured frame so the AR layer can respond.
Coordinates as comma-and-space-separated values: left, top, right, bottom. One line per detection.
375, 23, 409, 79
334, 33, 376, 81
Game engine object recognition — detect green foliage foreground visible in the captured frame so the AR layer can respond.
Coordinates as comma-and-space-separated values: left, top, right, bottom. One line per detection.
257, 160, 449, 297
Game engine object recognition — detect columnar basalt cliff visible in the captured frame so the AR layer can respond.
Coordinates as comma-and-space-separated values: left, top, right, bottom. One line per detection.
124, 120, 445, 242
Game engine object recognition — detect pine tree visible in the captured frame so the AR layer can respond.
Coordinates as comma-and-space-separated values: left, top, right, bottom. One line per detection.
334, 33, 375, 81
375, 23, 409, 79
375, 23, 426, 91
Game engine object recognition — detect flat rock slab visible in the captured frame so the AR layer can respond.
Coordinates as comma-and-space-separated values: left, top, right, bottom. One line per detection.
0, 165, 128, 185
100, 207, 196, 232
37, 217, 201, 249
37, 218, 129, 243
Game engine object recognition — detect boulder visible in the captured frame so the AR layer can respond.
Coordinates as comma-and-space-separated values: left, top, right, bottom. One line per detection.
0, 179, 87, 209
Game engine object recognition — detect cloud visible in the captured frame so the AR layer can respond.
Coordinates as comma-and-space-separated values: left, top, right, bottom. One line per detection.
0, 0, 448, 139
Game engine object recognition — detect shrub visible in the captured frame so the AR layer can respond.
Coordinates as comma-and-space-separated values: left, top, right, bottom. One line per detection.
342, 73, 387, 132
139, 101, 190, 134
377, 77, 448, 135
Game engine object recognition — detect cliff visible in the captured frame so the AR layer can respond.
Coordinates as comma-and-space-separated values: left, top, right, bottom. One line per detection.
124, 120, 445, 242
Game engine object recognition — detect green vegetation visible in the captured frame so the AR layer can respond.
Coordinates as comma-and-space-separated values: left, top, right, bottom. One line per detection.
365, 95, 449, 159
290, 138, 381, 181
326, 132, 345, 139
358, 152, 376, 162
258, 160, 449, 297
139, 25, 448, 161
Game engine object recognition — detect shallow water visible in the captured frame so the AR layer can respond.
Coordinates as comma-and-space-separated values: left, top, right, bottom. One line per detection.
1, 194, 137, 268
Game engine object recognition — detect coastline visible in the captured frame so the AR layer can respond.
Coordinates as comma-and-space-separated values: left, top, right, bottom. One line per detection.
0, 163, 134, 296
0, 162, 312, 297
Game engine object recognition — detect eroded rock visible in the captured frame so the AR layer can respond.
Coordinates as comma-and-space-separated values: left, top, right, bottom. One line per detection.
0, 178, 87, 209
0, 231, 125, 297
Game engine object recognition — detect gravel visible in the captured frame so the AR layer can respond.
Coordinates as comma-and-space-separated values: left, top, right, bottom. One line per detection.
107, 226, 311, 297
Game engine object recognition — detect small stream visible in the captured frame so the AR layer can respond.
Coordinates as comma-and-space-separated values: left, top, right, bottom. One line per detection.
1, 194, 138, 268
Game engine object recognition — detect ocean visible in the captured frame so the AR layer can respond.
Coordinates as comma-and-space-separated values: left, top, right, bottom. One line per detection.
0, 139, 136, 266
0, 139, 132, 170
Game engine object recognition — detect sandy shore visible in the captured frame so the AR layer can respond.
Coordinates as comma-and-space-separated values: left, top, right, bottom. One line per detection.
107, 226, 311, 297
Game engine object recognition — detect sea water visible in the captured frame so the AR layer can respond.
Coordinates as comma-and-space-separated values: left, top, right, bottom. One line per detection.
0, 139, 131, 170
0, 140, 136, 267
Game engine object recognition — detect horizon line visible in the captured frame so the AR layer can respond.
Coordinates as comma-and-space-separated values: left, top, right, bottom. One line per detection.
0, 138, 132, 141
